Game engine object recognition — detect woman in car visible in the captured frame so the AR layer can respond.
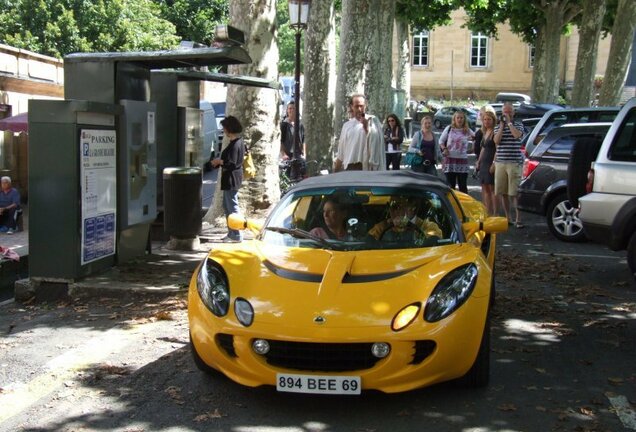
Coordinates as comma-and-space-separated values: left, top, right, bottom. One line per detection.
309, 197, 348, 240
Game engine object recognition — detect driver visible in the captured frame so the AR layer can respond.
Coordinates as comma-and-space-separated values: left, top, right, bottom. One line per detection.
310, 197, 348, 240
368, 196, 442, 242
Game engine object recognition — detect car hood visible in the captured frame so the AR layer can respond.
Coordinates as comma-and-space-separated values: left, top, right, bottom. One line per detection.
209, 242, 481, 329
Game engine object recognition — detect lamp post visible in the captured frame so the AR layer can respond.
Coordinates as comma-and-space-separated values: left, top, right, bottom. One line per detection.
288, 0, 310, 181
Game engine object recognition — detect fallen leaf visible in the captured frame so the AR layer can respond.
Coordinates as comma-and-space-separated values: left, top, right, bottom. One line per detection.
608, 377, 624, 385
497, 404, 517, 411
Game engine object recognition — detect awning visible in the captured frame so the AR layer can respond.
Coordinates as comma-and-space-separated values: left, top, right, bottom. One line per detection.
0, 112, 28, 133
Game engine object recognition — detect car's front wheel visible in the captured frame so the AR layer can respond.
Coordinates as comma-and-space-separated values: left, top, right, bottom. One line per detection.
459, 317, 490, 387
546, 193, 586, 242
434, 119, 442, 129
190, 333, 218, 375
628, 231, 636, 281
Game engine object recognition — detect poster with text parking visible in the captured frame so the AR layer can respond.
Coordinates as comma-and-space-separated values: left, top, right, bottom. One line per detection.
80, 129, 117, 265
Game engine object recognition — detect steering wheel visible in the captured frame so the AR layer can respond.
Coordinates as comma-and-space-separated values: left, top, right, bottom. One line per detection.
379, 221, 428, 241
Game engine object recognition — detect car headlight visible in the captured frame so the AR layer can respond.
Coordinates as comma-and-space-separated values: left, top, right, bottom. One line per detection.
391, 303, 421, 331
196, 257, 230, 317
424, 263, 478, 322
234, 298, 254, 327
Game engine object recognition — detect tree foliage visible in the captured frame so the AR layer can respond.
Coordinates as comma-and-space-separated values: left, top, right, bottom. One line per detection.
395, 0, 456, 31
0, 0, 180, 57
155, 0, 228, 45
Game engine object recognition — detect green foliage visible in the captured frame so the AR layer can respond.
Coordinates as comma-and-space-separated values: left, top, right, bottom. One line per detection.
0, 0, 180, 57
396, 0, 456, 31
155, 0, 228, 45
277, 0, 296, 75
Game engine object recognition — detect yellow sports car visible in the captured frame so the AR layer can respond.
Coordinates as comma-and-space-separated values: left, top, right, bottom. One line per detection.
188, 171, 507, 394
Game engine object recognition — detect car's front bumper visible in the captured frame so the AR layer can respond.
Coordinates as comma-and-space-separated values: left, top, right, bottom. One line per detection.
188, 285, 490, 394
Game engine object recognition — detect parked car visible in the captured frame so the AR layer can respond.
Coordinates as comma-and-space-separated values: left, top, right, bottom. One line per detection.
515, 103, 562, 120
188, 171, 508, 393
433, 106, 478, 130
495, 92, 532, 104
569, 97, 636, 279
524, 106, 620, 157
518, 123, 612, 242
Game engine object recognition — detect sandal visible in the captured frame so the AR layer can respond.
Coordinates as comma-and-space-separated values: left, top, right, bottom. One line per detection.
515, 222, 525, 229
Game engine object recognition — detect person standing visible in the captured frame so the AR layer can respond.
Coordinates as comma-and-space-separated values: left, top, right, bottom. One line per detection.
210, 116, 245, 242
474, 108, 498, 215
383, 114, 404, 170
0, 176, 21, 234
439, 110, 475, 193
407, 115, 440, 176
493, 102, 525, 228
279, 101, 305, 160
334, 94, 385, 172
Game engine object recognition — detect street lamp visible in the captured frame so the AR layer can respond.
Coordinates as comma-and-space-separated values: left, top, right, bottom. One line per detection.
288, 0, 311, 181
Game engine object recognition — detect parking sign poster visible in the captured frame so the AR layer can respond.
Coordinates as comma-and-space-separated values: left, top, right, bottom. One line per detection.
80, 129, 117, 265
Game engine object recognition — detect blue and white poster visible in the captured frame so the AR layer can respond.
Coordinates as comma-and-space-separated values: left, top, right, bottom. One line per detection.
80, 129, 117, 265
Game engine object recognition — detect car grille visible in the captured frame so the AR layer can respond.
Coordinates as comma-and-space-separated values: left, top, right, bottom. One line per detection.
216, 333, 237, 357
264, 340, 380, 372
410, 340, 436, 364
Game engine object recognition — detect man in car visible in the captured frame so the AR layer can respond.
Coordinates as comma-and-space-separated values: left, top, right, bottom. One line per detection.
368, 196, 442, 242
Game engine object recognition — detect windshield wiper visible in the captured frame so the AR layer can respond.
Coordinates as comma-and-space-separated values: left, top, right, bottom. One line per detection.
264, 226, 340, 250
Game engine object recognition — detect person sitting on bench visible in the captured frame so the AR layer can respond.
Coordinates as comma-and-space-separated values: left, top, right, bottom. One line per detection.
0, 176, 21, 234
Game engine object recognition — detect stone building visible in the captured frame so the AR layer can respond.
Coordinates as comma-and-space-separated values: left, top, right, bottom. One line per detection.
406, 8, 621, 103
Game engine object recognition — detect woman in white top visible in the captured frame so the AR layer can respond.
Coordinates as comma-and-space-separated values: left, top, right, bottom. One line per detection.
439, 111, 475, 193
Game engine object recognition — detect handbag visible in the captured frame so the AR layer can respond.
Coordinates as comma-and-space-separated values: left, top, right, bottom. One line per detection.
405, 152, 424, 167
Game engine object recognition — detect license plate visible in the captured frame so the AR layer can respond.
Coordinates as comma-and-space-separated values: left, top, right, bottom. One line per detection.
276, 373, 361, 395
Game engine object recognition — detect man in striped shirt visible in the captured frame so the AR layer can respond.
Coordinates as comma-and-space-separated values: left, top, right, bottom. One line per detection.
493, 102, 525, 228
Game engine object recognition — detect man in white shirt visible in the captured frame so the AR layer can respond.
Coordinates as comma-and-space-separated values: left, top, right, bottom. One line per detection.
334, 94, 384, 172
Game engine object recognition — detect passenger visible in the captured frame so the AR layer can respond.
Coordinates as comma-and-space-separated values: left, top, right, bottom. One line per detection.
0, 176, 21, 234
368, 197, 442, 242
310, 198, 348, 240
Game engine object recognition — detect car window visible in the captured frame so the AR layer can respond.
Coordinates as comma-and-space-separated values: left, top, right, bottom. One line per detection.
545, 133, 603, 157
609, 108, 636, 162
262, 187, 459, 250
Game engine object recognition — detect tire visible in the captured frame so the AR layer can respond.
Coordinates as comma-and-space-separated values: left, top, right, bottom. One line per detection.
434, 119, 442, 129
459, 317, 490, 388
628, 231, 636, 281
490, 263, 496, 308
190, 333, 218, 375
546, 192, 586, 242
567, 137, 602, 207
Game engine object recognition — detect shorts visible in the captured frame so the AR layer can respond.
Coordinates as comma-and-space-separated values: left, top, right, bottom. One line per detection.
494, 162, 521, 196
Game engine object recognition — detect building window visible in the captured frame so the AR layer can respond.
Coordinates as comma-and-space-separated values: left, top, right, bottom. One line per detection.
528, 44, 535, 68
470, 32, 488, 68
412, 30, 429, 67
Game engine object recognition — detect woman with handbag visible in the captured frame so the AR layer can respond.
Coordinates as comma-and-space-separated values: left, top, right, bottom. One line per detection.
210, 116, 245, 243
406, 115, 440, 176
474, 108, 498, 215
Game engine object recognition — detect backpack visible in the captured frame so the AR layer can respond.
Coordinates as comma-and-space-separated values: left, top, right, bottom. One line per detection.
243, 146, 256, 180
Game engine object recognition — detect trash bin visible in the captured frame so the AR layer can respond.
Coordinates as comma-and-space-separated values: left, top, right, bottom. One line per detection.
163, 167, 202, 239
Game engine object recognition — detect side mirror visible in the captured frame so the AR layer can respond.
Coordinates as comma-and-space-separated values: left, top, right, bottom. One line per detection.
227, 213, 263, 234
462, 217, 508, 239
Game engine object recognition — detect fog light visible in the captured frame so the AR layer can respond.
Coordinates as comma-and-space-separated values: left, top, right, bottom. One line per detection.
252, 339, 270, 355
371, 342, 390, 358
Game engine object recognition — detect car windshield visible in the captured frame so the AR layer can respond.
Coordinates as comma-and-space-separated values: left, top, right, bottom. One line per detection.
261, 187, 459, 251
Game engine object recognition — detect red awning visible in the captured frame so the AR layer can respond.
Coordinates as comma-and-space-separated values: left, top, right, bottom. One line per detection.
0, 112, 28, 133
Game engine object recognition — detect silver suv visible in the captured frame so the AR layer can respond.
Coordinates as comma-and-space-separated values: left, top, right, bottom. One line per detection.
574, 98, 636, 279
